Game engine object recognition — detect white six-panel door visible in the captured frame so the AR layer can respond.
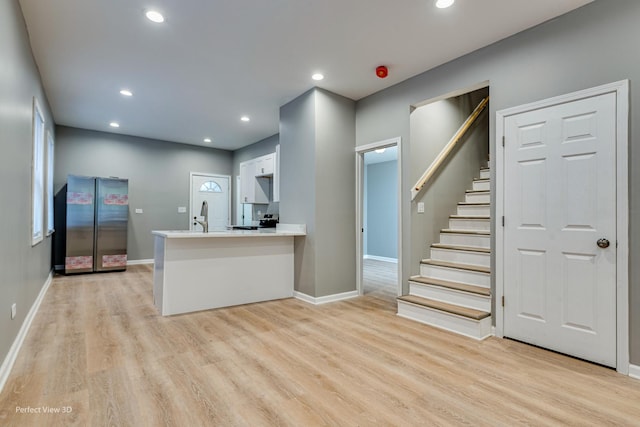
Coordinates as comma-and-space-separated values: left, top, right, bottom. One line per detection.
503, 92, 617, 367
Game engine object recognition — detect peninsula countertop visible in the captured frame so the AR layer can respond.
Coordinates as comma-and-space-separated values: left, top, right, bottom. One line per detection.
152, 223, 305, 316
152, 223, 306, 239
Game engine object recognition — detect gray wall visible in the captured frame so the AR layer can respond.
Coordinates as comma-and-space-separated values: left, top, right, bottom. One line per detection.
0, 0, 55, 375
366, 160, 398, 259
314, 89, 356, 297
355, 0, 640, 363
280, 89, 317, 296
410, 90, 489, 275
54, 126, 233, 260
280, 88, 356, 297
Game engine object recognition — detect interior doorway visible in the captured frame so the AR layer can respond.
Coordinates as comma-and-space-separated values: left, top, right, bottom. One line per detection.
356, 137, 402, 298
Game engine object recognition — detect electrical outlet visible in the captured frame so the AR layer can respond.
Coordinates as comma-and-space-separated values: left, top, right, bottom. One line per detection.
135, 208, 143, 214
11, 303, 16, 320
177, 206, 187, 213
417, 202, 425, 213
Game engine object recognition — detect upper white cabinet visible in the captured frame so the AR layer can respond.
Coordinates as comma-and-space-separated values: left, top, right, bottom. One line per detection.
239, 148, 280, 204
273, 145, 280, 202
255, 153, 274, 177
240, 161, 269, 204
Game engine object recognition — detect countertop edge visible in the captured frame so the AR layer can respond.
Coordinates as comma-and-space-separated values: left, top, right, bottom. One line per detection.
152, 223, 306, 239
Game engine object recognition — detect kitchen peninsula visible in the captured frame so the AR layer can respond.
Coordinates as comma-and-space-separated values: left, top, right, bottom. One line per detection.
152, 224, 305, 316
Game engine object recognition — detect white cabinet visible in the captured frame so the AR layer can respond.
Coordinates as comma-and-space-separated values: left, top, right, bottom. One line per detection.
273, 145, 280, 202
240, 160, 269, 204
239, 149, 279, 204
255, 153, 274, 177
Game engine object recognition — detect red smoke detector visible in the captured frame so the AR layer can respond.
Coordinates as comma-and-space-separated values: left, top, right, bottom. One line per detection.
376, 65, 388, 79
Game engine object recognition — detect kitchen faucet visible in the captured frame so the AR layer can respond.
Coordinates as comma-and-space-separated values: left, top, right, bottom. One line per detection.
193, 201, 208, 232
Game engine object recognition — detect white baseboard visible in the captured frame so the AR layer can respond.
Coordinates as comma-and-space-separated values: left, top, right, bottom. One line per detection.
629, 364, 640, 380
294, 290, 359, 305
0, 271, 53, 394
127, 259, 154, 266
364, 255, 398, 264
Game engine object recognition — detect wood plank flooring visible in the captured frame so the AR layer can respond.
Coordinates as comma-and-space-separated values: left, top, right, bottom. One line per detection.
1, 263, 640, 426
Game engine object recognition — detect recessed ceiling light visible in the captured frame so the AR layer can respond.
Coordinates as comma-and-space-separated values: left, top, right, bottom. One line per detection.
435, 0, 455, 8
240, 116, 250, 122
204, 138, 212, 143
119, 89, 133, 97
109, 122, 120, 128
145, 10, 165, 23
312, 73, 324, 81
375, 148, 386, 154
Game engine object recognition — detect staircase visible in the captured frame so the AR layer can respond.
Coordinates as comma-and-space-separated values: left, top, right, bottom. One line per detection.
398, 166, 492, 340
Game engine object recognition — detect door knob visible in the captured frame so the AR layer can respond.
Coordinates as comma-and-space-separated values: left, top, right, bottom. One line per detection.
597, 238, 610, 249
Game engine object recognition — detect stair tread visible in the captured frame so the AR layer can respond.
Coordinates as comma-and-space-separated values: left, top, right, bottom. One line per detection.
480, 167, 489, 171
431, 243, 491, 253
458, 202, 490, 206
473, 178, 490, 182
441, 229, 490, 235
409, 275, 491, 296
421, 259, 491, 274
465, 190, 490, 194
398, 295, 490, 320
449, 215, 490, 220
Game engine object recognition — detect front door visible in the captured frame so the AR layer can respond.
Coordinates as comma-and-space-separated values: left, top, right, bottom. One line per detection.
190, 173, 230, 231
503, 92, 617, 367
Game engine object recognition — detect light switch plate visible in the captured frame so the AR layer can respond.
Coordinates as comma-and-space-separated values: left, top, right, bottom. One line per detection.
11, 303, 16, 320
178, 206, 187, 213
417, 202, 425, 213
135, 208, 143, 214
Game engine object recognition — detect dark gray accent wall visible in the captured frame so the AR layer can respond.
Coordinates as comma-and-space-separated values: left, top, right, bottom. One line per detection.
0, 0, 55, 374
366, 160, 398, 259
355, 0, 640, 363
54, 126, 233, 261
280, 88, 356, 297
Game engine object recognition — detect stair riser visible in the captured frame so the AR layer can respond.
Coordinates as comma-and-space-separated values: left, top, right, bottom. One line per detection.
457, 205, 490, 216
472, 181, 490, 191
449, 218, 490, 232
479, 169, 490, 179
439, 233, 490, 248
430, 248, 490, 268
420, 264, 490, 287
465, 193, 490, 203
397, 301, 492, 340
409, 282, 491, 312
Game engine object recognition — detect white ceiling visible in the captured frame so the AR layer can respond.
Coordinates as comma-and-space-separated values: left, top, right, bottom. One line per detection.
18, 0, 592, 151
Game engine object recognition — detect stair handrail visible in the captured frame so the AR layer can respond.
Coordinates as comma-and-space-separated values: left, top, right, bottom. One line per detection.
411, 96, 490, 201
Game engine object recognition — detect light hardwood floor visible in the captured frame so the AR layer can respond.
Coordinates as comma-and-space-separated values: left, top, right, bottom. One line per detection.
1, 264, 640, 426
363, 258, 398, 298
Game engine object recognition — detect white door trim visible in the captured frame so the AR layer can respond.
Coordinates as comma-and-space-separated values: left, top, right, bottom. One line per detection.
355, 137, 402, 297
495, 80, 629, 374
189, 172, 232, 228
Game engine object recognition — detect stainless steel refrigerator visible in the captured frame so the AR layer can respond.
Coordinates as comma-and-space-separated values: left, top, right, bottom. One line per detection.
62, 175, 129, 274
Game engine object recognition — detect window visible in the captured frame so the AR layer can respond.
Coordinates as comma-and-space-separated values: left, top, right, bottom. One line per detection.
199, 181, 222, 193
31, 98, 45, 246
46, 130, 55, 236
